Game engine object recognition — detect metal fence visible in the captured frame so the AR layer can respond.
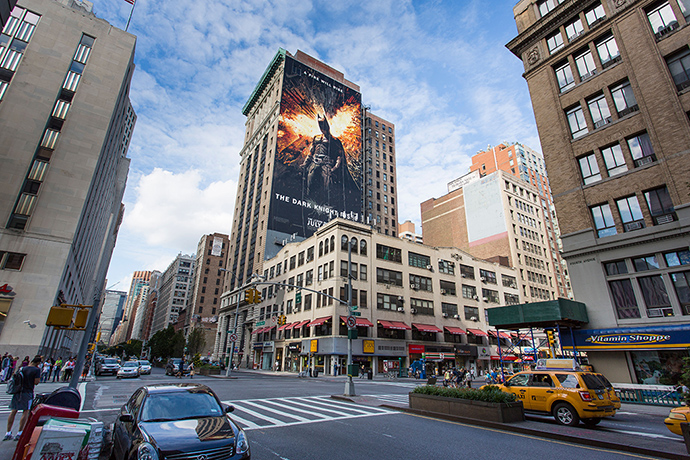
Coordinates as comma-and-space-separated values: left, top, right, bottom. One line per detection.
614, 386, 684, 406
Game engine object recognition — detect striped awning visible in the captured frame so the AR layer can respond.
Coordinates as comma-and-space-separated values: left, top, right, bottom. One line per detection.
443, 326, 466, 335
307, 316, 332, 327
412, 323, 442, 333
466, 328, 487, 336
378, 320, 411, 330
339, 316, 374, 327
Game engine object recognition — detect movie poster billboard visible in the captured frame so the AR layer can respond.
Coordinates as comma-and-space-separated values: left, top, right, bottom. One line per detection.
266, 55, 362, 259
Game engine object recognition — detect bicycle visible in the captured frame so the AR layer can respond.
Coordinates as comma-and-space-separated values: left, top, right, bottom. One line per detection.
386, 371, 398, 380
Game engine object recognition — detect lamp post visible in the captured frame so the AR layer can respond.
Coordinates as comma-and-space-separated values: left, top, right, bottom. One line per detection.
343, 235, 356, 396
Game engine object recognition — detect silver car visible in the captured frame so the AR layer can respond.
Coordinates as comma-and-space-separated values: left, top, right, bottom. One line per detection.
137, 360, 152, 375
117, 361, 140, 379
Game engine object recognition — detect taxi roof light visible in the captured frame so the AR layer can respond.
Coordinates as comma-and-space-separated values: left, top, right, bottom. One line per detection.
535, 358, 581, 371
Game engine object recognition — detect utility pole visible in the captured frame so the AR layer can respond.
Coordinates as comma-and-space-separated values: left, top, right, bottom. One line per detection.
344, 236, 356, 396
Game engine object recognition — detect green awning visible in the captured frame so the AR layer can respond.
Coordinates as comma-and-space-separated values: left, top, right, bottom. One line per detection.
487, 298, 589, 329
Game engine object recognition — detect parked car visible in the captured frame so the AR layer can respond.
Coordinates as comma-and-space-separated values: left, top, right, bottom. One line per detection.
665, 405, 690, 436
165, 358, 189, 376
96, 357, 120, 376
111, 383, 250, 460
487, 359, 618, 426
117, 361, 141, 379
137, 360, 152, 375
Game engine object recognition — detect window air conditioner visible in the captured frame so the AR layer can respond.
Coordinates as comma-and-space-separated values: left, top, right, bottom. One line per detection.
397, 307, 404, 312
453, 314, 460, 319
470, 316, 478, 322
483, 297, 488, 302
473, 295, 478, 300
480, 277, 486, 282
411, 308, 417, 314
426, 265, 433, 271
442, 313, 448, 318
398, 296, 404, 301
440, 289, 447, 295
461, 274, 466, 278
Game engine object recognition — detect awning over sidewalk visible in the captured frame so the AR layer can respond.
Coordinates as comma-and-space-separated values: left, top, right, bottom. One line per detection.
292, 320, 311, 329
444, 326, 466, 335
378, 320, 411, 330
253, 326, 274, 335
466, 328, 487, 336
488, 330, 512, 340
277, 322, 293, 331
491, 355, 518, 361
307, 316, 332, 327
339, 316, 374, 327
412, 323, 443, 333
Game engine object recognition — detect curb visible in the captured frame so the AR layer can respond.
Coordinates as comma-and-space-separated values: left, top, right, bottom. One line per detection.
330, 395, 686, 460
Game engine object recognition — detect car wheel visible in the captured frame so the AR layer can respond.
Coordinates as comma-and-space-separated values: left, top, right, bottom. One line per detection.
553, 402, 580, 426
582, 418, 601, 426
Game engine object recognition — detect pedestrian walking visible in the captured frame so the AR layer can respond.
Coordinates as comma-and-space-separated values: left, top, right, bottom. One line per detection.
5, 355, 41, 441
40, 359, 51, 383
63, 358, 75, 382
1, 354, 11, 382
52, 357, 63, 382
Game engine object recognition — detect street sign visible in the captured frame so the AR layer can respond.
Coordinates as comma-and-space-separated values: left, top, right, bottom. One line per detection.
256, 321, 265, 327
352, 312, 361, 317
346, 315, 356, 328
228, 333, 238, 342
271, 315, 278, 324
296, 290, 302, 303
350, 305, 358, 310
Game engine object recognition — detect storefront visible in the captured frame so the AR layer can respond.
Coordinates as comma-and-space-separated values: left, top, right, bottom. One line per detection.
285, 342, 301, 372
561, 324, 690, 385
454, 344, 478, 372
298, 337, 406, 376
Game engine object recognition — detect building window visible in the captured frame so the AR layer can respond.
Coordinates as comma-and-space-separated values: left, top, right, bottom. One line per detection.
410, 274, 433, 292
538, 0, 562, 17
585, 3, 606, 26
376, 244, 402, 262
565, 17, 584, 41
626, 133, 656, 167
360, 239, 367, 255
438, 259, 455, 275
644, 186, 675, 225
546, 31, 564, 54
591, 203, 617, 237
377, 293, 398, 311
609, 279, 641, 318
617, 195, 645, 232
360, 264, 367, 281
671, 271, 690, 315
502, 275, 518, 289
555, 61, 575, 91
410, 298, 434, 316
460, 264, 475, 279
595, 34, 620, 68
462, 284, 477, 299
633, 255, 660, 272
638, 275, 673, 317
665, 249, 690, 267
610, 81, 638, 117
441, 302, 458, 317
408, 252, 431, 269
464, 305, 479, 321
601, 144, 627, 176
587, 94, 612, 129
578, 153, 601, 184
376, 268, 403, 286
0, 251, 25, 270
666, 48, 690, 91
604, 260, 628, 275
575, 50, 597, 81
479, 269, 497, 284
505, 293, 521, 305
566, 105, 588, 138
647, 2, 679, 39
439, 280, 456, 296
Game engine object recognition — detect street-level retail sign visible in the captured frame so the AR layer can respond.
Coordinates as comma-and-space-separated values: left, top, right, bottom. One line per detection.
560, 324, 690, 351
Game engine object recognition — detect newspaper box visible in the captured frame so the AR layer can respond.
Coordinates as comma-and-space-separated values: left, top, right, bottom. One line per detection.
29, 418, 102, 460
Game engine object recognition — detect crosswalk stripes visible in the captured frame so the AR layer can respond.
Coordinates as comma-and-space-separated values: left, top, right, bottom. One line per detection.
221, 395, 398, 431
365, 394, 410, 406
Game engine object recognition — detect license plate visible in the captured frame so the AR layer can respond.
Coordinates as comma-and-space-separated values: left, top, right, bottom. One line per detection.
598, 394, 604, 400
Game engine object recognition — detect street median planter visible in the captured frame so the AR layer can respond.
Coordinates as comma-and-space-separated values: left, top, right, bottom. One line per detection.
409, 387, 524, 423
198, 367, 222, 376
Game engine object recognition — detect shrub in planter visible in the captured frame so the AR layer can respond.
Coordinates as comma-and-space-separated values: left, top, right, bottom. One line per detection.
411, 385, 517, 404
409, 385, 523, 423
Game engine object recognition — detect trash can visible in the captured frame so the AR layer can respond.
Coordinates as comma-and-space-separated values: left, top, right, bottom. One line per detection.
367, 369, 373, 380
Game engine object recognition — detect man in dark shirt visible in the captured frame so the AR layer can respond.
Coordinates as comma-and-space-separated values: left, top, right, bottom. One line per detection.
5, 355, 41, 440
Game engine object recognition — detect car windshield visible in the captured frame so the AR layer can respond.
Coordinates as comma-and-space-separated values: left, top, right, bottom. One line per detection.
140, 391, 223, 422
123, 362, 138, 368
104, 359, 118, 365
138, 361, 150, 366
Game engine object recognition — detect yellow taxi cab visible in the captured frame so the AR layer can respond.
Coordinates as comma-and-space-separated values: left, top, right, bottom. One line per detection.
665, 405, 690, 436
491, 359, 618, 426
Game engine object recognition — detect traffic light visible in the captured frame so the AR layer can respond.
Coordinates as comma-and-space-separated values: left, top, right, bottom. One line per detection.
279, 315, 287, 325
254, 288, 262, 303
546, 329, 555, 347
244, 289, 255, 303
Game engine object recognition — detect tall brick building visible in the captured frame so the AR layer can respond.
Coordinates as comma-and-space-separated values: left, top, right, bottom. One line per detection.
508, 0, 690, 384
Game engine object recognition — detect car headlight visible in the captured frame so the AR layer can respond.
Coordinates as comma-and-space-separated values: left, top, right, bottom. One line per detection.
669, 412, 688, 421
138, 442, 159, 460
235, 430, 249, 454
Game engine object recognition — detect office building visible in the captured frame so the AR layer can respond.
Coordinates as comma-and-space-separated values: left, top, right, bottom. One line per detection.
98, 289, 126, 346
216, 49, 398, 363
470, 142, 571, 298
422, 170, 558, 304
507, 0, 690, 383
399, 220, 423, 244
149, 253, 195, 336
0, 0, 135, 357
215, 218, 521, 375
1, 0, 18, 28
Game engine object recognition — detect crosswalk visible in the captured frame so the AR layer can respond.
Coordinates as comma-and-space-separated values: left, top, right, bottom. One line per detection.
221, 395, 399, 431
364, 393, 410, 407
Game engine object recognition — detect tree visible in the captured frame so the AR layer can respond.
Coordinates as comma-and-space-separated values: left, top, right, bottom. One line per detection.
186, 328, 206, 357
148, 326, 185, 361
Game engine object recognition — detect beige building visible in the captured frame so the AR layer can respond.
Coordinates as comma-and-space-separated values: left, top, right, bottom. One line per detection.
0, 0, 135, 357
422, 170, 558, 304
399, 220, 423, 244
507, 0, 690, 384
215, 219, 521, 376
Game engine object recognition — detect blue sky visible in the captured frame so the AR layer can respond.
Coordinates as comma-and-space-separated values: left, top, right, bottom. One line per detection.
96, 0, 540, 292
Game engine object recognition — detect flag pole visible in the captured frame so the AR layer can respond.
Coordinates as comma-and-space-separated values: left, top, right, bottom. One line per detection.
125, 0, 136, 32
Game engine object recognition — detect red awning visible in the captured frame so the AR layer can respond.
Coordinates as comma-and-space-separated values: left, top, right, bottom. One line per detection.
308, 316, 332, 327
488, 330, 512, 340
339, 316, 374, 327
252, 327, 266, 335
491, 355, 518, 361
293, 320, 311, 329
282, 322, 296, 330
444, 326, 466, 335
466, 328, 487, 336
412, 323, 442, 333
378, 320, 411, 330
278, 322, 292, 331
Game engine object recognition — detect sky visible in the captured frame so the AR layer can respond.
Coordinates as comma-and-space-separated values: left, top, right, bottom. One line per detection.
95, 0, 541, 294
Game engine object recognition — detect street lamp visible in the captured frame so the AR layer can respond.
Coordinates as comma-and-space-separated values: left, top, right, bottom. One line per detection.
343, 235, 356, 397
219, 268, 243, 377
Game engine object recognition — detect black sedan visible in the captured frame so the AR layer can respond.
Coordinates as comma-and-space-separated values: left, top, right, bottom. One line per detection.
111, 384, 250, 460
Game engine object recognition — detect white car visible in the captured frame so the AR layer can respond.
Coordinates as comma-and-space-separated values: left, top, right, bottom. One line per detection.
117, 361, 140, 379
137, 360, 152, 375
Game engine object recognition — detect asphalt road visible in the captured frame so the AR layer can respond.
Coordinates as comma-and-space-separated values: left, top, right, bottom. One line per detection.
0, 368, 680, 459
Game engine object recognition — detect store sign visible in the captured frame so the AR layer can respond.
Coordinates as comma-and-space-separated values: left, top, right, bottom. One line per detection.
408, 344, 425, 354
363, 340, 375, 354
310, 339, 318, 353
288, 343, 301, 353
477, 346, 491, 360
561, 325, 690, 350
454, 345, 477, 357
